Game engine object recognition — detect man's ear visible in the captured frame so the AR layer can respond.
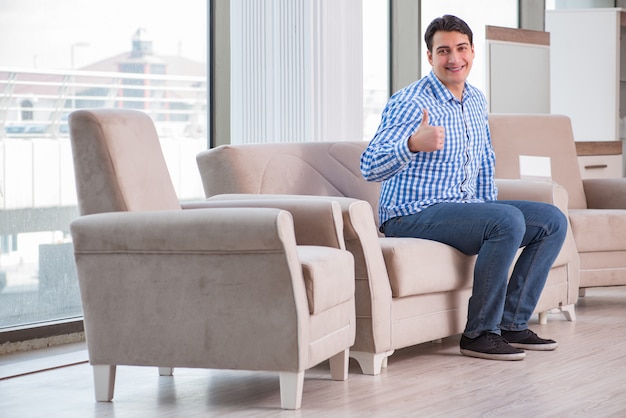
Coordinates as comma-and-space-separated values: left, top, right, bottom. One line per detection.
427, 50, 433, 66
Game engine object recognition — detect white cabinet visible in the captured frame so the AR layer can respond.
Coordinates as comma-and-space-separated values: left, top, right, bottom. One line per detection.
546, 8, 625, 177
546, 8, 625, 142
485, 26, 550, 114
575, 141, 624, 179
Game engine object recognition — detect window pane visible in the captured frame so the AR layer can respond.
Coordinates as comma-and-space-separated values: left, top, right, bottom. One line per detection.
0, 0, 207, 329
363, 0, 390, 140
420, 0, 518, 93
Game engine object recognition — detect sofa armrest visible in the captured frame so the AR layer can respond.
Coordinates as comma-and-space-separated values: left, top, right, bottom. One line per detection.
582, 178, 626, 209
495, 179, 569, 215
182, 196, 344, 250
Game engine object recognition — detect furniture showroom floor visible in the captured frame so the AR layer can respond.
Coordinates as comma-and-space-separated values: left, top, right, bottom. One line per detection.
1, 286, 625, 418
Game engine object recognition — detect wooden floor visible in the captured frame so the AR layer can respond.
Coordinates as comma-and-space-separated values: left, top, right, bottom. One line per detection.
1, 286, 625, 417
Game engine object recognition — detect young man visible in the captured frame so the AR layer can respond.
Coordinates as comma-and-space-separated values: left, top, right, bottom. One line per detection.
360, 15, 567, 361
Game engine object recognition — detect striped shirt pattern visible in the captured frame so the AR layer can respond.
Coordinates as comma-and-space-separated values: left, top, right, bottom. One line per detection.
360, 71, 498, 226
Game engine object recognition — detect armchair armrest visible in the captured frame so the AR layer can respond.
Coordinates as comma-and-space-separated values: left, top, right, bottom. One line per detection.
190, 193, 393, 354
71, 208, 298, 253
495, 179, 569, 215
582, 178, 626, 209
182, 196, 344, 249
70, 207, 321, 370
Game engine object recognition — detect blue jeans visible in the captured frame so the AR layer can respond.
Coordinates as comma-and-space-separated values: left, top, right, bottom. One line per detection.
381, 200, 567, 338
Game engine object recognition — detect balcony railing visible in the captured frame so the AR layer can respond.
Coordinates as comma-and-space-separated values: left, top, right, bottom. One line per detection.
0, 67, 208, 215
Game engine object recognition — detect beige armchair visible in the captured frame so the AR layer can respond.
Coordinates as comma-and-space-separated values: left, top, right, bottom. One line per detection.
196, 140, 579, 375
68, 108, 356, 410
489, 113, 626, 294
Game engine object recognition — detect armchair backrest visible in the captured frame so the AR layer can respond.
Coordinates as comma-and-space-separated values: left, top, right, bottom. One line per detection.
69, 108, 181, 215
197, 141, 382, 224
489, 114, 587, 209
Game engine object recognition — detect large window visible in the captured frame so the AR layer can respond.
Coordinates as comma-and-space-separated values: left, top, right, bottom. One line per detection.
0, 1, 207, 332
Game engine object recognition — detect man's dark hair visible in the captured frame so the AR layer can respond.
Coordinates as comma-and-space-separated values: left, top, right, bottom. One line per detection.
424, 15, 473, 52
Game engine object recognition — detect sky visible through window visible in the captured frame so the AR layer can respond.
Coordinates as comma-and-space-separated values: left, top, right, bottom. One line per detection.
0, 0, 207, 70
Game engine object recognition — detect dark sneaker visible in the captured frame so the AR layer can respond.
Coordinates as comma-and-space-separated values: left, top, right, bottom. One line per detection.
501, 329, 558, 351
460, 332, 526, 361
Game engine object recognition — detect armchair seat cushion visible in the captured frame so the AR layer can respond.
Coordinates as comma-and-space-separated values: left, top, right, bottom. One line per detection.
379, 238, 475, 298
298, 246, 355, 314
569, 209, 626, 252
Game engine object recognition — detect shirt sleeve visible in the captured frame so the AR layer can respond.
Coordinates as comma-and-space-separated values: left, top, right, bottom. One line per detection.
360, 100, 423, 182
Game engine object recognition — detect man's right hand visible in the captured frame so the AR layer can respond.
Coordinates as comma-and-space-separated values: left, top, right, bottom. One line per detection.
408, 108, 445, 153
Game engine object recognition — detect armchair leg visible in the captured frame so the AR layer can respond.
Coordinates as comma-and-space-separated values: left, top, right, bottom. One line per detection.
279, 371, 304, 410
93, 365, 116, 402
350, 350, 394, 376
538, 304, 576, 325
560, 304, 576, 322
381, 350, 394, 369
158, 367, 174, 376
328, 348, 349, 381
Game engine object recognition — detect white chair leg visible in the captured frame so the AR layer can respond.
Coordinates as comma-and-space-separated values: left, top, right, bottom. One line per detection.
349, 350, 393, 376
381, 350, 394, 369
158, 367, 173, 376
328, 348, 349, 381
560, 304, 576, 322
93, 365, 116, 402
279, 371, 304, 410
539, 303, 576, 325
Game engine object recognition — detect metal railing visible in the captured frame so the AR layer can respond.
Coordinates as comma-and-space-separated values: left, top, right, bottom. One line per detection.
0, 67, 208, 216
1, 67, 207, 140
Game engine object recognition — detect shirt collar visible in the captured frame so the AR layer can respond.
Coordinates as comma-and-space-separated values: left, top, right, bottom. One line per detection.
427, 71, 473, 103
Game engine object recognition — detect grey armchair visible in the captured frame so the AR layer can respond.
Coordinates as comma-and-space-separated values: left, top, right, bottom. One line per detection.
68, 108, 356, 410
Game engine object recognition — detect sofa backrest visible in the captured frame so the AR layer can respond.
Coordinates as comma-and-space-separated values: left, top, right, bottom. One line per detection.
489, 113, 587, 210
196, 141, 382, 224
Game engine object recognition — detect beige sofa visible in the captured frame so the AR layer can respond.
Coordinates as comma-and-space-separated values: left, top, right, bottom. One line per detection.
489, 114, 626, 294
196, 131, 580, 375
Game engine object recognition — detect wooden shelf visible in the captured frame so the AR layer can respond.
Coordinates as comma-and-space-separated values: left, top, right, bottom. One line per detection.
575, 141, 623, 156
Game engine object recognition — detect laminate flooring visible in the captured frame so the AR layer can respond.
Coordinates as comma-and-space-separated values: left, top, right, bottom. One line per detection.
1, 286, 625, 418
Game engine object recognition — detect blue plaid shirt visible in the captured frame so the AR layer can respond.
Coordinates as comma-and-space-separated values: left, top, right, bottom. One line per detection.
361, 71, 498, 227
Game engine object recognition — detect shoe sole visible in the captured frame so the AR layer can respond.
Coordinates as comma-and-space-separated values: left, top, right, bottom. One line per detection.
460, 348, 526, 361
508, 342, 558, 351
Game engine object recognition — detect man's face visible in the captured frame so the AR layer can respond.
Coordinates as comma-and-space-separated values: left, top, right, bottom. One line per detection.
427, 30, 474, 95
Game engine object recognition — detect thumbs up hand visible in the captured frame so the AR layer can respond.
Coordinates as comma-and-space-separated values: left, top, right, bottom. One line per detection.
408, 108, 445, 153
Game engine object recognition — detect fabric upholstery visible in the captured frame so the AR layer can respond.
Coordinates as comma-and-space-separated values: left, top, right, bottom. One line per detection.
71, 208, 354, 371
489, 114, 587, 209
489, 113, 626, 290
69, 109, 181, 215
68, 108, 356, 410
196, 136, 579, 374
